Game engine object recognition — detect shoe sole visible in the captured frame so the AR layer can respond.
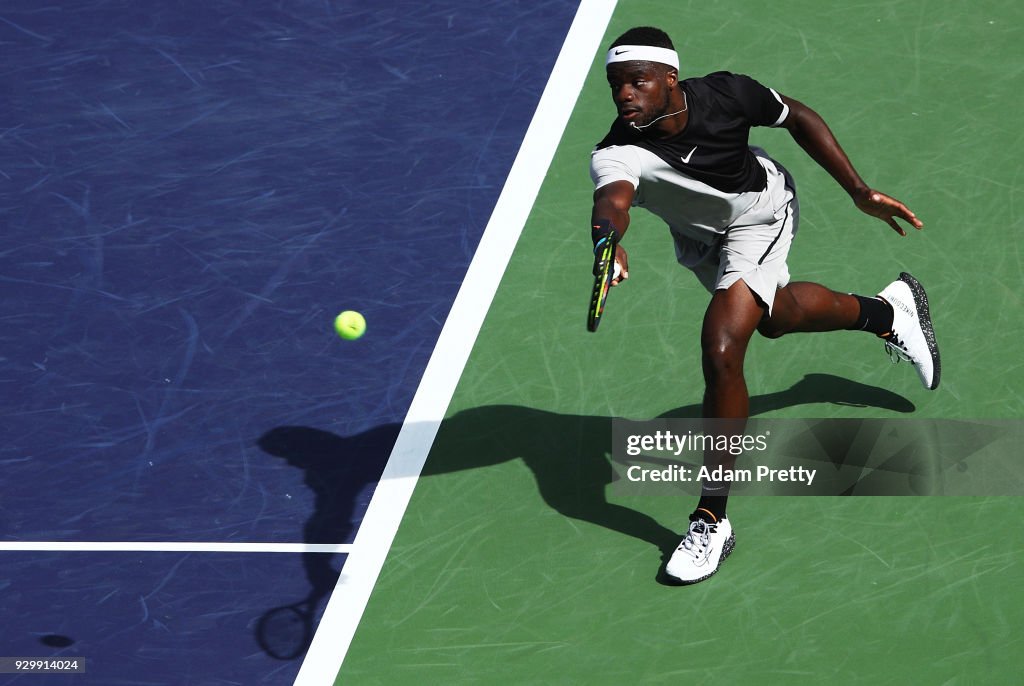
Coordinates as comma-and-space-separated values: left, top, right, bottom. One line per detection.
667, 532, 736, 586
899, 272, 941, 390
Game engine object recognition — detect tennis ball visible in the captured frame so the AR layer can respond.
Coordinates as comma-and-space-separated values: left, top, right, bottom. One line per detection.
334, 310, 366, 340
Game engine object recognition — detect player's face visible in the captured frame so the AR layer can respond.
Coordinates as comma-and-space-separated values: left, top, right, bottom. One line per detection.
606, 62, 675, 127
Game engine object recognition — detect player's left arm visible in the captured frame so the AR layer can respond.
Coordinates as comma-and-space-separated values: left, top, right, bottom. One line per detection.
779, 94, 923, 236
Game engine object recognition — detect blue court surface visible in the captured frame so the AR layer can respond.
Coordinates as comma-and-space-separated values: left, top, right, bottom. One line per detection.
2, 1, 582, 683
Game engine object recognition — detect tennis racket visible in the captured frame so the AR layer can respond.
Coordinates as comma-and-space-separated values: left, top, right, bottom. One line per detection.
587, 230, 619, 332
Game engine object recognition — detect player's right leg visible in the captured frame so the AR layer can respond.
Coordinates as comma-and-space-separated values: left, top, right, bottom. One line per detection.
664, 280, 760, 585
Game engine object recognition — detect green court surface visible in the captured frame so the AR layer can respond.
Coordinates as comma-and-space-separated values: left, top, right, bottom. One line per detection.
338, 1, 1023, 683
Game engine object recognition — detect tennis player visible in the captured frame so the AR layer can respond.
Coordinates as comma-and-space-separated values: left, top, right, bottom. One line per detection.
589, 27, 940, 584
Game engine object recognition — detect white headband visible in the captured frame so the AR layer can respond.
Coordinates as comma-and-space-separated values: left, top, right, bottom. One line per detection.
605, 45, 679, 70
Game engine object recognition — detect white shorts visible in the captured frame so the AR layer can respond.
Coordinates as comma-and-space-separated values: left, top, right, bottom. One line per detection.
673, 154, 799, 313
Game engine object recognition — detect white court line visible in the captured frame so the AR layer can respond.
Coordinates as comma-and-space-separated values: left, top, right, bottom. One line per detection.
0, 542, 352, 553
293, 1, 618, 684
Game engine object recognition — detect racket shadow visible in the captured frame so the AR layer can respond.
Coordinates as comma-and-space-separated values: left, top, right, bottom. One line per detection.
256, 423, 399, 661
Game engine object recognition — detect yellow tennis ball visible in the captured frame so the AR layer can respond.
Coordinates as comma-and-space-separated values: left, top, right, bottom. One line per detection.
334, 310, 366, 340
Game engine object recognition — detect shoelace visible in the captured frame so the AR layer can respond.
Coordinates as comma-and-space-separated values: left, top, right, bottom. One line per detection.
884, 333, 913, 365
678, 519, 716, 559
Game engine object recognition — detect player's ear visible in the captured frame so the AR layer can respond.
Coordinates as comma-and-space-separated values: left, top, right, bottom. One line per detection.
665, 68, 678, 87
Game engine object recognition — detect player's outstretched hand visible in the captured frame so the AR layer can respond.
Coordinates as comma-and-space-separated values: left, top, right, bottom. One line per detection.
611, 244, 629, 285
854, 189, 923, 236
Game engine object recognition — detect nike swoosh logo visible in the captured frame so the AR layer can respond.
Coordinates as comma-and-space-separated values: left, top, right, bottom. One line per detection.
614, 49, 629, 55
680, 146, 697, 163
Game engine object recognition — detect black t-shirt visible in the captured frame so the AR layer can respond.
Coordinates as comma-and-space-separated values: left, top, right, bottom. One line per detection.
595, 71, 789, 193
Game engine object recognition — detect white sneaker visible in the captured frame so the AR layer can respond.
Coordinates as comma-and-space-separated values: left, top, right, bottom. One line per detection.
665, 515, 735, 585
877, 272, 940, 390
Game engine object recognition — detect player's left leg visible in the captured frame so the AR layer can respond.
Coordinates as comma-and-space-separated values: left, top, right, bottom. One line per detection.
875, 273, 941, 390
757, 281, 863, 336
759, 276, 940, 390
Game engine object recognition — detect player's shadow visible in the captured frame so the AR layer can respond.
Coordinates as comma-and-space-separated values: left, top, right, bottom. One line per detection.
253, 372, 913, 657
677, 371, 916, 418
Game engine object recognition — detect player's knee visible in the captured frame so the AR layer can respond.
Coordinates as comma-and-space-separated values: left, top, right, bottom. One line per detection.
701, 336, 745, 380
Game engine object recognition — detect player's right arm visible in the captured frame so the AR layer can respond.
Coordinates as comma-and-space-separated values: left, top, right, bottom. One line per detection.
591, 180, 634, 285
